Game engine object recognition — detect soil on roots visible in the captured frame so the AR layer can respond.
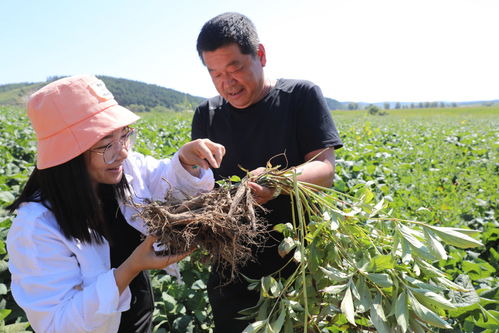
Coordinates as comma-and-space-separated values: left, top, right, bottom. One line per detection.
136, 179, 268, 280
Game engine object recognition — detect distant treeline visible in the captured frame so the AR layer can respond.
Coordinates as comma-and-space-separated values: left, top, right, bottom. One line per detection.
97, 76, 205, 112
1, 76, 497, 112
330, 100, 499, 111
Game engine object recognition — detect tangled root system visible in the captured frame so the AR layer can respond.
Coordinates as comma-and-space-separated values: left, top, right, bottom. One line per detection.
137, 178, 268, 280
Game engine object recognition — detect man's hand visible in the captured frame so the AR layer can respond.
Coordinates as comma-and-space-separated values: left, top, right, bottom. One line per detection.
247, 182, 280, 205
246, 147, 336, 204
247, 167, 280, 205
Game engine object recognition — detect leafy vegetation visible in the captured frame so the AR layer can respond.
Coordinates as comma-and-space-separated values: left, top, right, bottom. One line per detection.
239, 164, 491, 332
0, 106, 497, 332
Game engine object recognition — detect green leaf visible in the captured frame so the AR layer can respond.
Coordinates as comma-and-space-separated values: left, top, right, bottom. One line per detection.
395, 292, 409, 333
370, 292, 390, 333
355, 277, 372, 313
410, 288, 456, 310
366, 273, 393, 288
368, 254, 394, 272
0, 191, 15, 204
400, 238, 413, 264
369, 197, 386, 217
269, 308, 286, 333
359, 187, 374, 204
340, 287, 356, 326
286, 300, 304, 312
448, 274, 480, 307
0, 283, 7, 295
403, 275, 446, 293
462, 260, 495, 279
261, 276, 281, 298
415, 259, 446, 279
320, 266, 351, 282
273, 223, 293, 234
278, 237, 296, 258
426, 226, 483, 248
398, 225, 434, 259
435, 276, 471, 292
256, 299, 270, 321
322, 283, 348, 295
1, 322, 31, 332
229, 175, 241, 182
423, 228, 448, 260
475, 306, 499, 329
408, 292, 452, 329
242, 320, 267, 333
161, 292, 177, 311
0, 309, 11, 321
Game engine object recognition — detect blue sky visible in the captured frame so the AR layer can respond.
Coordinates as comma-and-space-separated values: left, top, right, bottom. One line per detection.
1, 0, 498, 102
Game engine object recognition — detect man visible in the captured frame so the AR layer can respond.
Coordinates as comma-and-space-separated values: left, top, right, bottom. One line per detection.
192, 12, 343, 332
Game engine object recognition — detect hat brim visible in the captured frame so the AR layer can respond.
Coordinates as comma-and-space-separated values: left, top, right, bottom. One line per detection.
36, 104, 140, 169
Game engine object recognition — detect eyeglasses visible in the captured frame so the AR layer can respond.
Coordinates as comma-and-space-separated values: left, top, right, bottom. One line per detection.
89, 127, 137, 164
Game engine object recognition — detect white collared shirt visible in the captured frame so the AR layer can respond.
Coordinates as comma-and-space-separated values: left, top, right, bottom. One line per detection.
7, 151, 214, 333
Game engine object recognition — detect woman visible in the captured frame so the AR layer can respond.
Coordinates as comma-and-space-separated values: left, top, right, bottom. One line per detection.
6, 75, 225, 332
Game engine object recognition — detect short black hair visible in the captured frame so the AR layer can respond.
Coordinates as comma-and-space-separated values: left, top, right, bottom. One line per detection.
196, 12, 260, 63
8, 154, 130, 244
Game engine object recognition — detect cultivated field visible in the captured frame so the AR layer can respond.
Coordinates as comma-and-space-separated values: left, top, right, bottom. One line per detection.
1, 106, 497, 332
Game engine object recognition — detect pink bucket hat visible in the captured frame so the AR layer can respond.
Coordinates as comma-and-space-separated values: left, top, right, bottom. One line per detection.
27, 75, 140, 169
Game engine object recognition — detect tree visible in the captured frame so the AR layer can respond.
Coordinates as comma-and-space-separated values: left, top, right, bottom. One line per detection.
348, 102, 359, 110
367, 104, 387, 116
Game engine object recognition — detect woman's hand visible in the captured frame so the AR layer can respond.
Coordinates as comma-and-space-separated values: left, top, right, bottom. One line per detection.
178, 139, 225, 177
113, 235, 193, 294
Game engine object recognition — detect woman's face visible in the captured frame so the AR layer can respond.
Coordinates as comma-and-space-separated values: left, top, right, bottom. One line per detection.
84, 127, 130, 187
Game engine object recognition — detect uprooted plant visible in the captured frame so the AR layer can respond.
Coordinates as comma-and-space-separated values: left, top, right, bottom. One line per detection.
236, 162, 487, 333
137, 175, 268, 280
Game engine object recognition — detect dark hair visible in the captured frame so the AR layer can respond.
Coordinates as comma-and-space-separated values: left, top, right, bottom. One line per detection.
7, 154, 130, 244
196, 12, 260, 63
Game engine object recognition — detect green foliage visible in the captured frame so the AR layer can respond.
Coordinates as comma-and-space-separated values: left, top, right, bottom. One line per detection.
367, 104, 388, 116
0, 107, 34, 330
150, 253, 212, 333
239, 165, 491, 332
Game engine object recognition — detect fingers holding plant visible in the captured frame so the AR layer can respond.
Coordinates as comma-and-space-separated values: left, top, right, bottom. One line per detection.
131, 235, 193, 271
179, 138, 225, 172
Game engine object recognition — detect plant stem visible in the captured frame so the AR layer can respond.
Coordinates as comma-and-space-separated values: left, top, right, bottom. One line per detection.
291, 171, 309, 332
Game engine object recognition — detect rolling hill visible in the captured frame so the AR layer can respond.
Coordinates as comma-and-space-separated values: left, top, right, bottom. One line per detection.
0, 76, 205, 112
1, 76, 497, 111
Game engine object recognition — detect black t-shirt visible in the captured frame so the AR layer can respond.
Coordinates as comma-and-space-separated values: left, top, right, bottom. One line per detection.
101, 186, 153, 333
192, 79, 343, 279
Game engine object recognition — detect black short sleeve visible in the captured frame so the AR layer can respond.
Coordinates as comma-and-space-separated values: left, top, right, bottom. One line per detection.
293, 81, 343, 155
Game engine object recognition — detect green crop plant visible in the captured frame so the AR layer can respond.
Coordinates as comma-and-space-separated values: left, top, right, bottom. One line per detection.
238, 161, 493, 332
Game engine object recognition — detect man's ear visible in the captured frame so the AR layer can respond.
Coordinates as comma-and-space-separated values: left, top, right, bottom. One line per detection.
257, 44, 267, 66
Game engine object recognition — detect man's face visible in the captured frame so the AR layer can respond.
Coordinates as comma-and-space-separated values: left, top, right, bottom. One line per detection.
202, 43, 266, 109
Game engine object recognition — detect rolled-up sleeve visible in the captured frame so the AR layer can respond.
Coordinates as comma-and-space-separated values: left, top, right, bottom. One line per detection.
126, 151, 214, 201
